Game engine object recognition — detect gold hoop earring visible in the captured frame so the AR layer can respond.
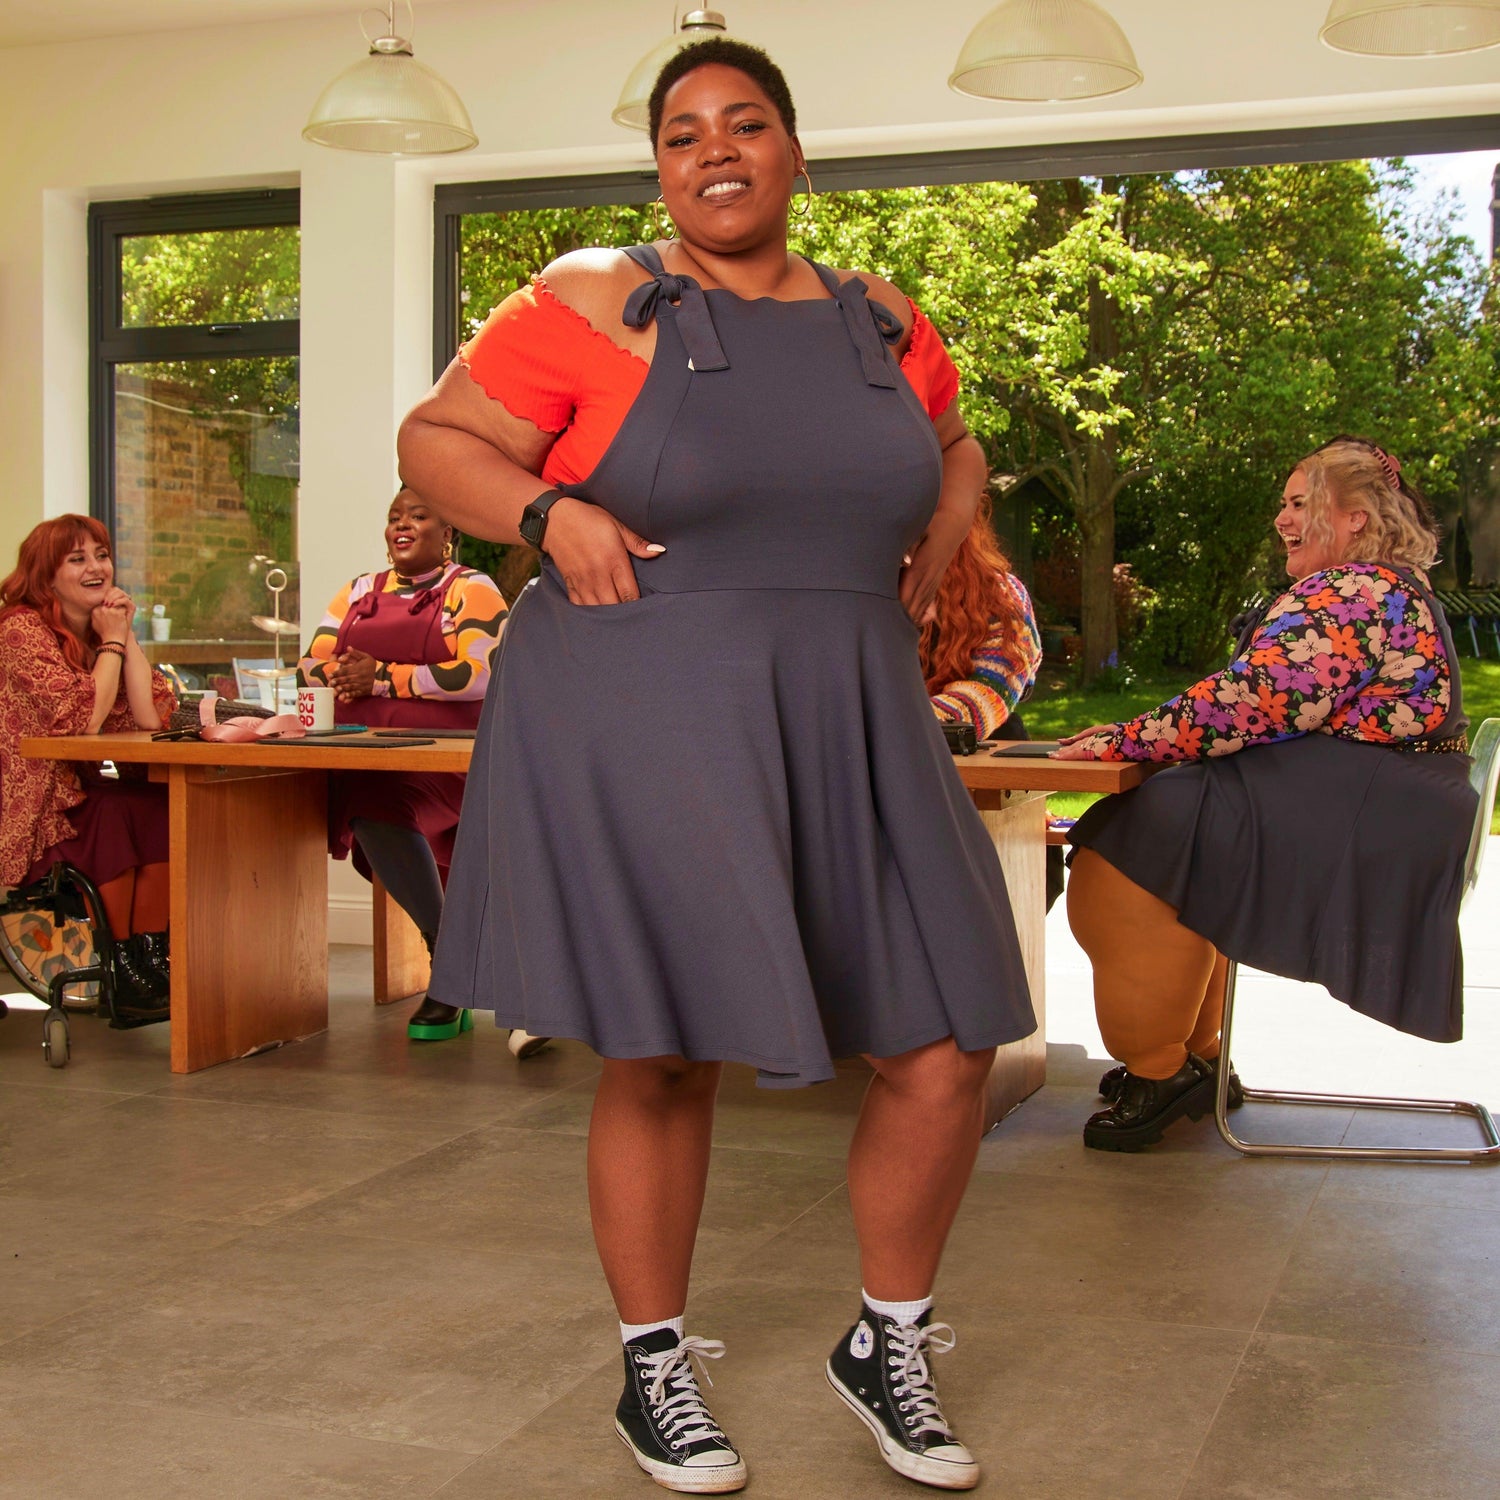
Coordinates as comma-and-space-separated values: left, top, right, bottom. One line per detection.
442, 539, 453, 561
653, 194, 676, 240
794, 167, 814, 219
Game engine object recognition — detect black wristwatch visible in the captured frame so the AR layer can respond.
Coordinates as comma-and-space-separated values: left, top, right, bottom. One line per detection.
519, 488, 567, 553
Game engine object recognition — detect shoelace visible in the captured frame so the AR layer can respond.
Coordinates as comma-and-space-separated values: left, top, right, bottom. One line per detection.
639, 1336, 730, 1450
885, 1321, 958, 1440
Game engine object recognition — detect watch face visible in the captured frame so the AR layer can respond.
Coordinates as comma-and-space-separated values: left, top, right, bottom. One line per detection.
519, 508, 545, 550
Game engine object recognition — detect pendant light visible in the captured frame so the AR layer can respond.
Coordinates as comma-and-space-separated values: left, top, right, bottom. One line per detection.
949, 0, 1143, 102
614, 9, 733, 131
1320, 0, 1500, 55
303, 1, 477, 155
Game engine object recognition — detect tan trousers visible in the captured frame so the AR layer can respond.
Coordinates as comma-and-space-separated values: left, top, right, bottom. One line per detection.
1066, 848, 1229, 1080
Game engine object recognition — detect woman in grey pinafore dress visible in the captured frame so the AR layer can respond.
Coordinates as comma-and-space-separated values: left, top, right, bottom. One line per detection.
1059, 437, 1478, 1154
399, 38, 1030, 1496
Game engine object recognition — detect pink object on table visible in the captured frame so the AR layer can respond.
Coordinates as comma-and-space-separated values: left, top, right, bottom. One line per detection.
196, 698, 305, 743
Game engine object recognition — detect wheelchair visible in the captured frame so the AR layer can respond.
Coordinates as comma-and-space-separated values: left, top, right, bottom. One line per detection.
0, 861, 168, 1067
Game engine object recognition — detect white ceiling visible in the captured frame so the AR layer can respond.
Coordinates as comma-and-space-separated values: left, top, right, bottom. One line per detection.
0, 0, 460, 49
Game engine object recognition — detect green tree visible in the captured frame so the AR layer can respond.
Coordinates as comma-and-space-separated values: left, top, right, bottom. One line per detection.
1126, 161, 1494, 664
452, 164, 1499, 668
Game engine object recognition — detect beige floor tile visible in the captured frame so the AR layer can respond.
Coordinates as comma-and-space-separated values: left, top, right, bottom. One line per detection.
0, 1192, 245, 1345
0, 1093, 459, 1227
931, 1297, 1250, 1500
0, 1079, 145, 1189
277, 1124, 598, 1262
287, 1125, 847, 1281
1180, 1332, 1500, 1500
7, 888, 1499, 1499
0, 998, 173, 1093
1315, 1108, 1500, 1213
0, 1222, 618, 1453
435, 1280, 1250, 1499
977, 1081, 1344, 1187
729, 1168, 1320, 1333
0, 1379, 471, 1500
1261, 1195, 1500, 1354
150, 1019, 604, 1130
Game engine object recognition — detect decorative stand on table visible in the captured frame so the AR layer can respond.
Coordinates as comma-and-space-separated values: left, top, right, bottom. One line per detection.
241, 566, 299, 712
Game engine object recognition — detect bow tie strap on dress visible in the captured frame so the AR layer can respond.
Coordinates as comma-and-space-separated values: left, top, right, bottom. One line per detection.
809, 262, 899, 390
620, 245, 730, 373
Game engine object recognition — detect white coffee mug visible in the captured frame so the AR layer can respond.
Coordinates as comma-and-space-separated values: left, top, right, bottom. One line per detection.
296, 684, 335, 733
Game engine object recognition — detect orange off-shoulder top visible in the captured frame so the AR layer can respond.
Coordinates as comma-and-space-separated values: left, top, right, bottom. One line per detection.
460, 276, 962, 489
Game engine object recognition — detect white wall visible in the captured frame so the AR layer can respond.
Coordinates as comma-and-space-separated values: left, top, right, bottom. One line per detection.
1, 0, 1496, 939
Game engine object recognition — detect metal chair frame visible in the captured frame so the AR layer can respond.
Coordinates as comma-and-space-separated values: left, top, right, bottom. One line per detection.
1214, 718, 1500, 1163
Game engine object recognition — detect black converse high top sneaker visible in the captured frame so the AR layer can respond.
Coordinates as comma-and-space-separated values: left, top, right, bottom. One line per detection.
826, 1305, 978, 1491
615, 1328, 747, 1494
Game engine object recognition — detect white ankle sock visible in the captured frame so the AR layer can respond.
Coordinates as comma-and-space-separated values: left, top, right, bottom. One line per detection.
863, 1290, 933, 1326
620, 1315, 684, 1345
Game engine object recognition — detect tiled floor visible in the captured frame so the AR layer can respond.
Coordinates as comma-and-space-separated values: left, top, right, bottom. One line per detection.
2, 857, 1498, 1499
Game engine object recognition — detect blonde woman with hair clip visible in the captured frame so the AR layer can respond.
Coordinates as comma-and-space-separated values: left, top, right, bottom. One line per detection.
1057, 436, 1479, 1152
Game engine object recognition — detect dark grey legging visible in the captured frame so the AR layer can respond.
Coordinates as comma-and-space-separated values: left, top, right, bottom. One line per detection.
350, 818, 445, 938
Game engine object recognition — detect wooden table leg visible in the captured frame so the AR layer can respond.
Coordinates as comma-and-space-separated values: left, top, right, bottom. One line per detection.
168, 765, 328, 1073
372, 876, 431, 1005
975, 789, 1048, 1128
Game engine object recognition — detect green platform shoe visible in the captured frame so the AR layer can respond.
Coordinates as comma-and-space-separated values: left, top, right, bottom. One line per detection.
406, 995, 473, 1041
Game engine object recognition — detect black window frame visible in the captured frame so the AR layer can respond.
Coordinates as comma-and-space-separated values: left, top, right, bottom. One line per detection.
88, 187, 301, 535
432, 112, 1500, 376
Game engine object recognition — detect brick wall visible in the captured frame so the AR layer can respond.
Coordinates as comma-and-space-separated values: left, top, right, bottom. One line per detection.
113, 372, 295, 636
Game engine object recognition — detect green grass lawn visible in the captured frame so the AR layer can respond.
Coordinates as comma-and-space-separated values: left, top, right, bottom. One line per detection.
1026, 659, 1500, 832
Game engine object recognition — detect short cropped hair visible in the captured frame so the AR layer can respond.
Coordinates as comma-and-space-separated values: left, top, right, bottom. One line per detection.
1295, 436, 1441, 571
648, 37, 797, 150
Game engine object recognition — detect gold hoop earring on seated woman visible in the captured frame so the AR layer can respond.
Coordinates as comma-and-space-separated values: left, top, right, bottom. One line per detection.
443, 539, 453, 561
653, 194, 676, 241
793, 167, 814, 219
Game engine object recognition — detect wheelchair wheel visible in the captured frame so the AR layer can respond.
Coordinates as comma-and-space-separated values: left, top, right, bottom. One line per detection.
43, 1013, 70, 1068
1, 877, 103, 1010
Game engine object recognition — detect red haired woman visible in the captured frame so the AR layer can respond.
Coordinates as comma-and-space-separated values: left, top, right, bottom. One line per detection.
920, 497, 1042, 740
0, 515, 175, 1009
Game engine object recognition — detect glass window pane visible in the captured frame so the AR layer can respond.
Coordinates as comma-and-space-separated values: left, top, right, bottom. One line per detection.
120, 226, 300, 328
112, 356, 299, 698
458, 204, 652, 342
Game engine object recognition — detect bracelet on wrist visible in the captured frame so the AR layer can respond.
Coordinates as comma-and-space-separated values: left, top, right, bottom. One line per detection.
95, 642, 126, 659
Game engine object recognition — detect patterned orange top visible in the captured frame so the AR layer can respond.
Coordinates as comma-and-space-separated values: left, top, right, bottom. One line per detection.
461, 277, 962, 487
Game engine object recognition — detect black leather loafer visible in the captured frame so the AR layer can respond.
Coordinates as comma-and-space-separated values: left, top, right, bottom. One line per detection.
1083, 1055, 1216, 1152
1099, 1056, 1245, 1109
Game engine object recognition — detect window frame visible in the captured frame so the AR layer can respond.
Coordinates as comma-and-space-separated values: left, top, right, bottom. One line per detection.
432, 112, 1500, 376
88, 187, 301, 535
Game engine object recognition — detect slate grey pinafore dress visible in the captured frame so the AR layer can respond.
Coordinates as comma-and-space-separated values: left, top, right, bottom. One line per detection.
430, 246, 1036, 1085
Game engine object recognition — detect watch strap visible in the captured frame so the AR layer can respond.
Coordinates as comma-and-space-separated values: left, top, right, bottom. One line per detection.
520, 487, 566, 551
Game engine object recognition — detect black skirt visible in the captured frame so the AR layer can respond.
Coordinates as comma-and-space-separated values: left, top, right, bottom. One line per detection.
1068, 734, 1477, 1042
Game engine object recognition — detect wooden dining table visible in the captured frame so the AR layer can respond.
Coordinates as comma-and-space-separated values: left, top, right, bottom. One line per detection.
21, 731, 1148, 1121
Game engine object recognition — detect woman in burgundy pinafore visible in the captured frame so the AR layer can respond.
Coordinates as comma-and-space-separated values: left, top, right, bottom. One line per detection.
299, 488, 506, 1040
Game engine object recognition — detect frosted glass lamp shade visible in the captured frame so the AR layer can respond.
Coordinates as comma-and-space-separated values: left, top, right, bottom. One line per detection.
949, 0, 1143, 102
614, 9, 732, 131
303, 39, 477, 154
1320, 0, 1500, 55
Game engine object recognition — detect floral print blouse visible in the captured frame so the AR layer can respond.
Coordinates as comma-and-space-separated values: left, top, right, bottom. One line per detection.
1072, 564, 1453, 763
0, 607, 176, 884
